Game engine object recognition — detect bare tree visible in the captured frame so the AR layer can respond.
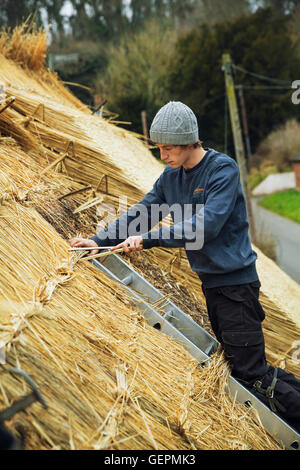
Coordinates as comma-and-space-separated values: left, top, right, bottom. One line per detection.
0, 0, 42, 28
188, 0, 251, 26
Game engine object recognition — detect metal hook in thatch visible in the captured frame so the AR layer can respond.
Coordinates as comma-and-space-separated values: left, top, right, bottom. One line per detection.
58, 184, 93, 201
95, 173, 108, 194
0, 96, 15, 115
169, 249, 182, 274
41, 140, 75, 176
58, 140, 75, 174
23, 103, 45, 127
92, 99, 107, 115
0, 367, 48, 423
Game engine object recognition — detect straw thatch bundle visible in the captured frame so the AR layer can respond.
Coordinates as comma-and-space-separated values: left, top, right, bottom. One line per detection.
0, 25, 299, 450
0, 200, 281, 450
0, 127, 283, 451
0, 23, 87, 108
0, 22, 46, 72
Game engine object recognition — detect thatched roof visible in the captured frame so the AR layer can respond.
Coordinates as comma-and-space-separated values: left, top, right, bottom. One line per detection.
0, 25, 299, 450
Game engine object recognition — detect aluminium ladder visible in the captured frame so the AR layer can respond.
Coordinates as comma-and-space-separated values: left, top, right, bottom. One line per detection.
91, 253, 300, 450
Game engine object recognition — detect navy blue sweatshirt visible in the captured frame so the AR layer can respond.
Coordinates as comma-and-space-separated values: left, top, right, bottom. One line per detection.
91, 148, 259, 288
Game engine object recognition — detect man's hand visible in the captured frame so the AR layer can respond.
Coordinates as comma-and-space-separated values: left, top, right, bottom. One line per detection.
69, 237, 100, 256
111, 236, 143, 254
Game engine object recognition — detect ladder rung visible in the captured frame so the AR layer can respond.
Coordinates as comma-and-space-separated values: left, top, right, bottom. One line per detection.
91, 254, 300, 450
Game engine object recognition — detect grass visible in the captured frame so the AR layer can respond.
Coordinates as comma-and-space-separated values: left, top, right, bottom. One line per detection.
258, 189, 300, 225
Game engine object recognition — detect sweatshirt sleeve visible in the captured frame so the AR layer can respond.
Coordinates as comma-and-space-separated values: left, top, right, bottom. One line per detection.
142, 161, 240, 250
90, 174, 168, 247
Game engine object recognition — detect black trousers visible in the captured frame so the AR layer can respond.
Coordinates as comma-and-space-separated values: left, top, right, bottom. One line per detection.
202, 281, 300, 433
0, 424, 22, 450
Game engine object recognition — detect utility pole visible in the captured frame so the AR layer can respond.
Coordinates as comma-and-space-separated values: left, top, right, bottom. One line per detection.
237, 85, 252, 165
222, 54, 256, 244
141, 110, 149, 143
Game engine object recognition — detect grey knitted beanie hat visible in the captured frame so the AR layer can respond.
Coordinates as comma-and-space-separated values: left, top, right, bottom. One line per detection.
150, 101, 199, 145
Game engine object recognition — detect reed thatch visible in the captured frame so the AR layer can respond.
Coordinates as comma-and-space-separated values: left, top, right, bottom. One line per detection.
0, 25, 299, 450
0, 139, 282, 450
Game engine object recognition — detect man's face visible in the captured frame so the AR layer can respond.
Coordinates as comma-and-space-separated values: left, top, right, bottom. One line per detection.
156, 144, 193, 169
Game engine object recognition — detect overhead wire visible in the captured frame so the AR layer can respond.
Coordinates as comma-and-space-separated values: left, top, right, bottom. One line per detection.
231, 64, 294, 108
236, 85, 292, 90
222, 60, 296, 153
231, 64, 292, 86
222, 61, 295, 155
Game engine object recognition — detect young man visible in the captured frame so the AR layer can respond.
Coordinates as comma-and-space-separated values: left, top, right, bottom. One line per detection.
70, 101, 300, 432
